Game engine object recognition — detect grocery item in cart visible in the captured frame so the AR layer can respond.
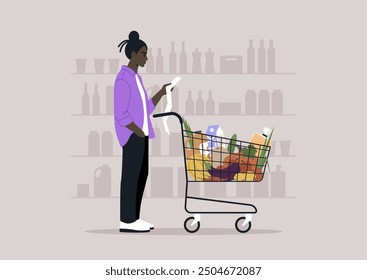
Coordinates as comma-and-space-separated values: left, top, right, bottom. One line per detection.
186, 153, 212, 181
250, 127, 272, 156
205, 125, 224, 149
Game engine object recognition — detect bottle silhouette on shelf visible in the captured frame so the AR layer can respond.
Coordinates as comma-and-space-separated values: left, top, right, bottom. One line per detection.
206, 90, 215, 115
245, 89, 257, 115
101, 131, 113, 156
94, 164, 111, 197
195, 90, 205, 115
271, 165, 286, 197
152, 124, 161, 156
172, 87, 179, 112
82, 83, 89, 115
92, 83, 100, 115
267, 39, 275, 73
88, 131, 100, 156
192, 48, 202, 74
156, 48, 164, 74
147, 48, 154, 74
169, 42, 177, 74
204, 48, 215, 74
272, 89, 283, 115
179, 41, 187, 74
258, 39, 266, 74
258, 89, 270, 115
105, 85, 114, 115
185, 90, 195, 115
247, 40, 255, 74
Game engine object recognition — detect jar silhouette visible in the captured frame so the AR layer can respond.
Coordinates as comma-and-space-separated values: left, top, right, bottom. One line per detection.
272, 89, 283, 115
88, 131, 100, 156
101, 131, 113, 156
94, 164, 111, 197
245, 89, 257, 115
258, 89, 270, 115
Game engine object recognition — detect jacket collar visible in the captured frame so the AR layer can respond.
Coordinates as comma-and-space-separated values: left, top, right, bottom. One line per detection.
122, 65, 139, 76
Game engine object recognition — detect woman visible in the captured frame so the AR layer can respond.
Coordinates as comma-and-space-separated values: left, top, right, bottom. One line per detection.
114, 31, 172, 232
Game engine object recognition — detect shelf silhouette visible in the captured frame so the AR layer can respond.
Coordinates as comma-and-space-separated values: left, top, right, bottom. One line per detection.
71, 113, 296, 117
71, 196, 297, 199
71, 72, 296, 75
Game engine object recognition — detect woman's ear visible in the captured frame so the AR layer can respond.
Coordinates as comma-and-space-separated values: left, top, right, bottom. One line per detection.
131, 51, 136, 57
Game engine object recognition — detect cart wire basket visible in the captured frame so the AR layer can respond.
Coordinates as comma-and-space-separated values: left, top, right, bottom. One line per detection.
153, 112, 272, 233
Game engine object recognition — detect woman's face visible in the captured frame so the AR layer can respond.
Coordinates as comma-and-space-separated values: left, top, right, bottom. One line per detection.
131, 46, 148, 67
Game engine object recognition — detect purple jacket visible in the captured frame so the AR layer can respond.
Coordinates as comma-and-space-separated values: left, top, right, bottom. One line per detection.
114, 66, 156, 147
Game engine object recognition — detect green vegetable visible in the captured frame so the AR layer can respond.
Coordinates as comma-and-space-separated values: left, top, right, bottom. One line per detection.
241, 144, 257, 158
228, 134, 237, 154
256, 127, 274, 170
183, 118, 193, 148
204, 162, 212, 171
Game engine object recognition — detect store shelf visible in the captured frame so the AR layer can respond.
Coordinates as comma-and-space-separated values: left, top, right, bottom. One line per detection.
70, 154, 295, 159
71, 196, 297, 199
71, 72, 296, 76
70, 113, 296, 117
71, 155, 120, 158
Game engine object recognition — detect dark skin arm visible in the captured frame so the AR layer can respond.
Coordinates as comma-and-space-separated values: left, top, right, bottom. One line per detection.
127, 83, 174, 137
152, 83, 172, 106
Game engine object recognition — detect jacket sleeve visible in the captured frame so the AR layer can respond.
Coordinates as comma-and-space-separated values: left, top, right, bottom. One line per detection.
114, 79, 132, 127
147, 98, 156, 115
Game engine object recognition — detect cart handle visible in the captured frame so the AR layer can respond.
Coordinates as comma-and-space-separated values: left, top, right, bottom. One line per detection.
153, 112, 183, 124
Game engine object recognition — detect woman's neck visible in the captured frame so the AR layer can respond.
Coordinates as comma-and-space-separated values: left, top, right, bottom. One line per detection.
127, 61, 138, 73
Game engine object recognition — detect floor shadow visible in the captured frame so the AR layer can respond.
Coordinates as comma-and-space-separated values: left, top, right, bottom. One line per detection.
85, 228, 282, 235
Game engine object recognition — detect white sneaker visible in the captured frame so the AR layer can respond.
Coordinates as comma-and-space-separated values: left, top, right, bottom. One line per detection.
138, 219, 154, 230
119, 220, 150, 233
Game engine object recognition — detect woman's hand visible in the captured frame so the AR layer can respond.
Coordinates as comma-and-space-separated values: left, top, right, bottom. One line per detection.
158, 83, 173, 96
126, 122, 145, 138
152, 83, 174, 106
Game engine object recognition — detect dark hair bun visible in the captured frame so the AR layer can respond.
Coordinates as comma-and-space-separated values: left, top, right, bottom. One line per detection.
129, 31, 140, 41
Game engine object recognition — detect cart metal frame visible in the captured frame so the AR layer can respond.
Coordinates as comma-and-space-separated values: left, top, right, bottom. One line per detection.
153, 112, 271, 233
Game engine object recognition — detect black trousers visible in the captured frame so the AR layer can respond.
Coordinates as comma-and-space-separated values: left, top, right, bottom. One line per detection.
120, 134, 149, 223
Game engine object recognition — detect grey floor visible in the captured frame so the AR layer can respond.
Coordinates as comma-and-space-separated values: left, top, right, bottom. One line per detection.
2, 197, 366, 260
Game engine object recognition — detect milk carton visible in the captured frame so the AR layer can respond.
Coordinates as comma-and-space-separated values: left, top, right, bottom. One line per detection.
206, 125, 224, 149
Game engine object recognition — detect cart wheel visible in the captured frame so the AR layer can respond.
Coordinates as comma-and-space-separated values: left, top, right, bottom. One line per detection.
235, 217, 252, 233
184, 217, 200, 233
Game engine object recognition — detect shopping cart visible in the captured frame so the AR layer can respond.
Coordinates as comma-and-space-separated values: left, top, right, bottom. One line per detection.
153, 112, 271, 233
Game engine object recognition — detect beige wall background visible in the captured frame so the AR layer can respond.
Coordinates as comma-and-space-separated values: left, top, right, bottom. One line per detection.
0, 0, 366, 259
